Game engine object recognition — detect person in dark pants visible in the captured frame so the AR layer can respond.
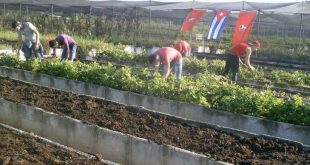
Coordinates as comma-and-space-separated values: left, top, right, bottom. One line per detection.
222, 40, 260, 81
11, 20, 44, 61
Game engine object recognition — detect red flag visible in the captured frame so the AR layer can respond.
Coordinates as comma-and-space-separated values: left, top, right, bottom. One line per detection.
232, 11, 257, 46
181, 9, 206, 32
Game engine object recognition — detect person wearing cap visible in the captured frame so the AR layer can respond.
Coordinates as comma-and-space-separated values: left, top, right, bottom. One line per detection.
11, 20, 44, 61
174, 40, 191, 57
49, 34, 77, 62
148, 47, 183, 81
222, 40, 261, 81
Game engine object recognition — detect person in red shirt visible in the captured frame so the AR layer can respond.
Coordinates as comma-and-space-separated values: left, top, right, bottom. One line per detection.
148, 47, 183, 80
174, 40, 191, 57
222, 40, 261, 81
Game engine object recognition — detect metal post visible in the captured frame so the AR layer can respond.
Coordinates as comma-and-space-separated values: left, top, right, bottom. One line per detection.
111, 6, 114, 37
26, 0, 29, 20
256, 9, 261, 39
298, 13, 303, 48
89, 5, 92, 36
3, 0, 5, 16
242, 0, 245, 10
202, 16, 205, 48
190, 0, 195, 43
89, 6, 92, 20
135, 7, 138, 38
19, 3, 22, 17
148, 0, 151, 41
51, 4, 54, 32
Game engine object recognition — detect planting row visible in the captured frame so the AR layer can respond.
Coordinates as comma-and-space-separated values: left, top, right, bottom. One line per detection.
0, 56, 309, 125
0, 29, 309, 88
196, 53, 310, 70
90, 55, 310, 96
0, 124, 106, 165
0, 30, 310, 86
0, 76, 309, 164
95, 50, 310, 87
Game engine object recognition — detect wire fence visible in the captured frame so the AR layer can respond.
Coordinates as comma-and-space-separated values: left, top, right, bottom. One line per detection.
0, 2, 310, 56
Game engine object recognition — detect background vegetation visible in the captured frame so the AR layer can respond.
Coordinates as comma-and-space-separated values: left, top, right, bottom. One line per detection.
0, 4, 309, 63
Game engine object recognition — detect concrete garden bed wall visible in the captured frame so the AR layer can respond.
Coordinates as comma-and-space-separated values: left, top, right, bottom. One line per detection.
0, 66, 309, 146
0, 98, 229, 165
0, 123, 119, 165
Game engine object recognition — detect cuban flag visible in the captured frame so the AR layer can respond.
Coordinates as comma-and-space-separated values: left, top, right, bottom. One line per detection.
207, 10, 230, 40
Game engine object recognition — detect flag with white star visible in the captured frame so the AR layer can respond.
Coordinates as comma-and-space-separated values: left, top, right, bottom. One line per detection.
207, 10, 230, 40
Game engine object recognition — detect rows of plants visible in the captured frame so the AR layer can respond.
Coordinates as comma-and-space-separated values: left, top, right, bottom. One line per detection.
95, 48, 310, 88
0, 29, 309, 89
0, 55, 309, 126
183, 57, 310, 87
0, 31, 310, 90
63, 54, 310, 97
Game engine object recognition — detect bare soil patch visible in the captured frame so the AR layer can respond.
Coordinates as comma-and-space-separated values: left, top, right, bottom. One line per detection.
0, 76, 309, 165
0, 126, 107, 165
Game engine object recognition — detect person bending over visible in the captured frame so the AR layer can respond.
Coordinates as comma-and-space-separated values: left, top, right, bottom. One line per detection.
222, 40, 261, 81
49, 34, 77, 62
12, 20, 44, 61
149, 47, 183, 81
174, 40, 191, 57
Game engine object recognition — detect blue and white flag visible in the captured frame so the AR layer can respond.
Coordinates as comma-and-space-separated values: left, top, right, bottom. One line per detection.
207, 10, 230, 40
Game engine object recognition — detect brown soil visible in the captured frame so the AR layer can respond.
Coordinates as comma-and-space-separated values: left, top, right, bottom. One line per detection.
0, 76, 309, 165
0, 126, 107, 165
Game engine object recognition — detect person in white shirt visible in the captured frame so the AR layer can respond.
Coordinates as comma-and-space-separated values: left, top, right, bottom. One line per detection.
12, 20, 44, 61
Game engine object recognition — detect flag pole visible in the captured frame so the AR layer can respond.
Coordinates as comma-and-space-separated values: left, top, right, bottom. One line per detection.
149, 0, 151, 42
242, 0, 245, 10
190, 0, 195, 42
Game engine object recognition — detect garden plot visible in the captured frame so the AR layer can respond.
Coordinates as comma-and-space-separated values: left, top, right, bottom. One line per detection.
88, 51, 310, 93
0, 123, 113, 165
80, 57, 310, 97
1, 38, 309, 93
196, 53, 310, 71
63, 52, 309, 98
0, 77, 309, 165
0, 62, 309, 144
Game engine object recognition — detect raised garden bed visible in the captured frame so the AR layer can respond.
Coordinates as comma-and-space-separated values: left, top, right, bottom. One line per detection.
0, 76, 309, 164
0, 124, 109, 165
195, 53, 310, 70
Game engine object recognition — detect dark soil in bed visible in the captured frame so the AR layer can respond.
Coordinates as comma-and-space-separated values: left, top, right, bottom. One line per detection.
0, 76, 309, 165
0, 126, 106, 165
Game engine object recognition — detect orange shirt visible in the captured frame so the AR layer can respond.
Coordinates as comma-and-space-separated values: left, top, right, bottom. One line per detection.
174, 40, 190, 53
230, 43, 248, 57
154, 47, 182, 64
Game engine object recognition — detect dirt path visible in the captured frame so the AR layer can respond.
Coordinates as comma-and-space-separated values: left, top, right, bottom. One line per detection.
0, 76, 309, 165
0, 126, 107, 165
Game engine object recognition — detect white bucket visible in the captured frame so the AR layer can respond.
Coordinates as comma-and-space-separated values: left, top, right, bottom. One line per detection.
124, 46, 135, 54
197, 46, 204, 53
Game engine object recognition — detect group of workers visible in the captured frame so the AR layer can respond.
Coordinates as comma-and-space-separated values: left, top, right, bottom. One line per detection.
148, 39, 260, 82
12, 20, 77, 62
12, 20, 260, 82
